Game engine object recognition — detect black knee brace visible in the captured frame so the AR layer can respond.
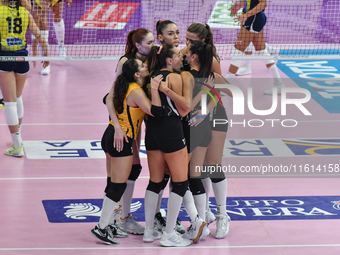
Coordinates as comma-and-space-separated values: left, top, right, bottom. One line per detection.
146, 180, 164, 194
171, 180, 189, 197
106, 182, 127, 203
160, 174, 170, 190
128, 164, 142, 181
211, 177, 226, 183
104, 177, 111, 193
189, 177, 206, 195
207, 164, 226, 181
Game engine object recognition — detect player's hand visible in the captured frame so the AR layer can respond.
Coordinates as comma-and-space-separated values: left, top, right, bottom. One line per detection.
159, 75, 169, 93
235, 13, 247, 26
113, 126, 128, 152
42, 61, 49, 69
151, 74, 163, 90
229, 1, 242, 16
67, 0, 72, 7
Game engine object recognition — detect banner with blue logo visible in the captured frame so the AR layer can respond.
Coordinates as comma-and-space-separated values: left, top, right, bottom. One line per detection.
43, 196, 340, 223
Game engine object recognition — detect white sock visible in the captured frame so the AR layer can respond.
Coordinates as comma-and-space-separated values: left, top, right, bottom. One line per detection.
17, 96, 23, 144
39, 30, 49, 56
121, 180, 135, 218
53, 19, 65, 47
243, 59, 251, 67
268, 65, 283, 86
11, 132, 21, 149
98, 196, 117, 229
145, 190, 159, 230
201, 178, 212, 211
165, 192, 183, 233
193, 193, 206, 220
182, 190, 199, 222
156, 189, 164, 213
211, 179, 227, 216
0, 89, 3, 98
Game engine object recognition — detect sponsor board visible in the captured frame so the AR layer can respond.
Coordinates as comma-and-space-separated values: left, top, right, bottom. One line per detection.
23, 138, 340, 159
74, 2, 140, 30
277, 59, 340, 113
43, 196, 340, 223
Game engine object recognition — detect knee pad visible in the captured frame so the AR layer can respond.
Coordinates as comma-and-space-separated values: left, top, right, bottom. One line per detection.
257, 49, 275, 65
188, 178, 206, 195
4, 102, 19, 126
16, 96, 24, 119
230, 47, 243, 67
128, 164, 142, 181
106, 182, 127, 203
171, 180, 189, 197
104, 177, 111, 193
209, 164, 226, 181
146, 180, 163, 194
160, 174, 170, 190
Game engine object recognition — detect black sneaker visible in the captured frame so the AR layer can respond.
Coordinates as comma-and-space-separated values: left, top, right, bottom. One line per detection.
0, 98, 4, 108
176, 218, 185, 234
154, 212, 166, 232
91, 224, 119, 244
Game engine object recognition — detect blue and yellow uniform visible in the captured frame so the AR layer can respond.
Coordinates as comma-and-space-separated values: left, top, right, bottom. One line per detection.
101, 82, 146, 157
0, 4, 30, 73
243, 0, 267, 33
35, 0, 61, 9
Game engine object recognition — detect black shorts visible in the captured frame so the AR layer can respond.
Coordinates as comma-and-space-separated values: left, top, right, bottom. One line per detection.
209, 103, 228, 132
0, 50, 29, 74
189, 120, 212, 153
101, 124, 134, 157
145, 116, 186, 153
243, 11, 267, 33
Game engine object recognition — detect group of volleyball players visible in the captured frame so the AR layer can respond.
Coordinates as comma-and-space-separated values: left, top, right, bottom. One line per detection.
91, 18, 234, 247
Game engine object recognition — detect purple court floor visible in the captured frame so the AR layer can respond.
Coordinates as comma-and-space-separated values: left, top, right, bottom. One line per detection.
1, 59, 340, 255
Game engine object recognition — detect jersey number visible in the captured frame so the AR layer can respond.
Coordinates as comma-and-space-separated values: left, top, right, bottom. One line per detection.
6, 17, 23, 34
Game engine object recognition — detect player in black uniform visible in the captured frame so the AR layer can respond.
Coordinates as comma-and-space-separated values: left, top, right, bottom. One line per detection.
143, 44, 206, 247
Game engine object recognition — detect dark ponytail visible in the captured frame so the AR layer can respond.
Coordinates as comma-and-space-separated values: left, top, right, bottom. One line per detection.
114, 58, 139, 113
189, 40, 213, 78
187, 23, 219, 62
147, 44, 176, 72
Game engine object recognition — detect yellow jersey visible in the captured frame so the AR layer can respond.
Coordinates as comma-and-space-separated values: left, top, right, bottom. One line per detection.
109, 83, 146, 140
35, 0, 61, 9
0, 5, 29, 51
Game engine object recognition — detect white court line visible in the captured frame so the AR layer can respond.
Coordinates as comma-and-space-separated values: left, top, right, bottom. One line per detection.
1, 244, 340, 251
0, 176, 150, 181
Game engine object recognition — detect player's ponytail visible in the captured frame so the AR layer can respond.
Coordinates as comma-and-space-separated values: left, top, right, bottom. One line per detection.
125, 28, 151, 56
147, 44, 176, 72
114, 58, 139, 113
189, 40, 213, 78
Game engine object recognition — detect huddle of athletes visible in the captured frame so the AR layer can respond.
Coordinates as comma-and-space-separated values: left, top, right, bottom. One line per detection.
91, 20, 233, 247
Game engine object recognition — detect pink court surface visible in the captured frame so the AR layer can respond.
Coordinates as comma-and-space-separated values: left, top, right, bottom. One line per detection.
1, 59, 340, 255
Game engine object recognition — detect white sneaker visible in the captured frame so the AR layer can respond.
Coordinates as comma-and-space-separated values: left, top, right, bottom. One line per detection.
41, 64, 50, 75
116, 213, 145, 235
264, 82, 285, 95
201, 225, 211, 237
205, 208, 216, 225
160, 231, 191, 247
236, 64, 252, 76
143, 227, 162, 243
215, 214, 230, 239
57, 45, 67, 57
190, 215, 207, 244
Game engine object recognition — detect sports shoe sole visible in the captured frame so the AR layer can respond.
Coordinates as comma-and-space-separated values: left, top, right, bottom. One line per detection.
193, 221, 207, 244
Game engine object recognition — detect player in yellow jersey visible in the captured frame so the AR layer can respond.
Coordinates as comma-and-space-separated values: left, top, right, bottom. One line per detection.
0, 0, 49, 157
31, 0, 72, 75
91, 58, 163, 245
0, 0, 30, 109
